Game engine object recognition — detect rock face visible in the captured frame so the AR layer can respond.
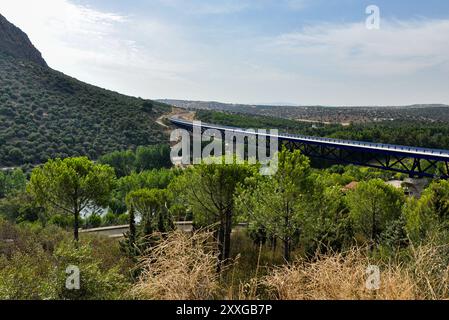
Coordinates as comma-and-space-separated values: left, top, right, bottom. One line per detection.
0, 13, 47, 67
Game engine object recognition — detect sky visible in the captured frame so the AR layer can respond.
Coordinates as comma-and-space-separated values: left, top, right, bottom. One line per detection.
1, 0, 449, 106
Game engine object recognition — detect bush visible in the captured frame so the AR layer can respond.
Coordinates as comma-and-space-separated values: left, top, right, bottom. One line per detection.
53, 241, 129, 300
48, 213, 74, 229
84, 214, 102, 229
0, 249, 57, 299
102, 211, 118, 226
0, 220, 130, 300
0, 192, 45, 224
262, 241, 449, 300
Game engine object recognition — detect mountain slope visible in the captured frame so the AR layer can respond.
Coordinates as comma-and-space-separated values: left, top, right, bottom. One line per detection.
0, 14, 170, 167
0, 53, 170, 167
0, 14, 47, 67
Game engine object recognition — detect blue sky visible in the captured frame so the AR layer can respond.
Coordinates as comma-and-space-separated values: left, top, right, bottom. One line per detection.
2, 0, 449, 105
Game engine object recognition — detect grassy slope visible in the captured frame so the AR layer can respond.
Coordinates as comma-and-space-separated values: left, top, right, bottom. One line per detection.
0, 53, 170, 167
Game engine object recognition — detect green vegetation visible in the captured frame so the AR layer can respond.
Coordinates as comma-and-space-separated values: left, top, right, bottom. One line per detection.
170, 158, 256, 265
347, 179, 405, 245
236, 148, 310, 261
110, 167, 177, 216
27, 157, 116, 241
0, 220, 130, 300
2, 12, 449, 300
0, 53, 170, 167
0, 169, 26, 198
126, 188, 172, 235
98, 144, 172, 178
2, 145, 449, 300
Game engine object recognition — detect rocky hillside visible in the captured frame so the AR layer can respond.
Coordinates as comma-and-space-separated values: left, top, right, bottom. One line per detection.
0, 14, 47, 67
0, 14, 170, 167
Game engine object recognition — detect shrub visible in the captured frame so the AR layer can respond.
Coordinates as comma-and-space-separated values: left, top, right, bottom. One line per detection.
0, 220, 130, 300
53, 241, 129, 300
262, 241, 449, 300
0, 249, 57, 300
84, 214, 102, 229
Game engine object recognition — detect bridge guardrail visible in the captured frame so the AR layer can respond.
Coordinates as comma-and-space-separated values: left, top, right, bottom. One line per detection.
169, 118, 449, 159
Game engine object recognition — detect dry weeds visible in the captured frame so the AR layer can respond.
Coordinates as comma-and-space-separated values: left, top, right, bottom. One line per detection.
130, 229, 449, 300
131, 230, 220, 300
262, 245, 449, 300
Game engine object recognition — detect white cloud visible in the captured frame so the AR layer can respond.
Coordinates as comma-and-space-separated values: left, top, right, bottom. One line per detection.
155, 0, 308, 15
0, 0, 198, 97
1, 0, 127, 68
1, 0, 448, 105
268, 19, 449, 76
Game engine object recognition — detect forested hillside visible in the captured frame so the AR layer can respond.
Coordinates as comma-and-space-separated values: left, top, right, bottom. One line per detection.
0, 53, 170, 167
0, 14, 170, 167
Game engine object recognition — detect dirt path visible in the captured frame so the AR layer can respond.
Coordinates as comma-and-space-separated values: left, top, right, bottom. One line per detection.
156, 115, 169, 128
155, 107, 196, 137
157, 107, 195, 127
169, 107, 195, 121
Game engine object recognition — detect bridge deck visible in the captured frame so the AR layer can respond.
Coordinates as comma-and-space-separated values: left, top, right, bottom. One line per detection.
170, 118, 449, 162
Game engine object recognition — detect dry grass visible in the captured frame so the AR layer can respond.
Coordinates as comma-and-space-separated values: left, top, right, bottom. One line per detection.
262, 249, 415, 300
262, 245, 449, 300
407, 241, 449, 300
130, 230, 220, 300
129, 229, 449, 300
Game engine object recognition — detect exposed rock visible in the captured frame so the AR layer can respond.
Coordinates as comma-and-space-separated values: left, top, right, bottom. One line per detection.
0, 13, 47, 67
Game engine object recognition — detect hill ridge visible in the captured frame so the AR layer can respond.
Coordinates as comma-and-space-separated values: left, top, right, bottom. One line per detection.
0, 13, 47, 67
0, 14, 170, 167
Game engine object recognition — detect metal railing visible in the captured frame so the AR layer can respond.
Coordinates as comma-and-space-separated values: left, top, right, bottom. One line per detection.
169, 118, 449, 159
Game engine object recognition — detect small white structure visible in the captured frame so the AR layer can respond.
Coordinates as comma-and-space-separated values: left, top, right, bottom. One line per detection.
386, 178, 428, 198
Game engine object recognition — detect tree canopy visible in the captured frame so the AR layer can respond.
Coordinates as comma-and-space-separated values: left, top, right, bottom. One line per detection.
27, 157, 116, 241
235, 148, 311, 261
172, 157, 257, 264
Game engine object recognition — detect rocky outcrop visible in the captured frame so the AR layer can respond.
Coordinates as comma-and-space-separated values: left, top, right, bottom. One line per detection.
0, 13, 47, 67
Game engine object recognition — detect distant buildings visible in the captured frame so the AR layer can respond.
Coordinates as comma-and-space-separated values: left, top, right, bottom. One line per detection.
386, 178, 428, 198
342, 178, 428, 198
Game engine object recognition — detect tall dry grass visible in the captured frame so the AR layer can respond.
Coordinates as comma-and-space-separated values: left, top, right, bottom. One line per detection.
406, 241, 449, 300
129, 228, 449, 300
262, 243, 449, 300
262, 248, 416, 300
130, 230, 220, 300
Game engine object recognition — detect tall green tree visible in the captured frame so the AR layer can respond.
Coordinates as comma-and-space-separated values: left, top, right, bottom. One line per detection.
27, 157, 116, 241
347, 179, 405, 245
236, 148, 310, 262
110, 168, 176, 214
0, 169, 27, 198
98, 150, 136, 178
125, 188, 173, 237
301, 176, 352, 255
403, 180, 449, 242
122, 188, 173, 259
135, 145, 172, 172
425, 180, 449, 221
172, 158, 256, 265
